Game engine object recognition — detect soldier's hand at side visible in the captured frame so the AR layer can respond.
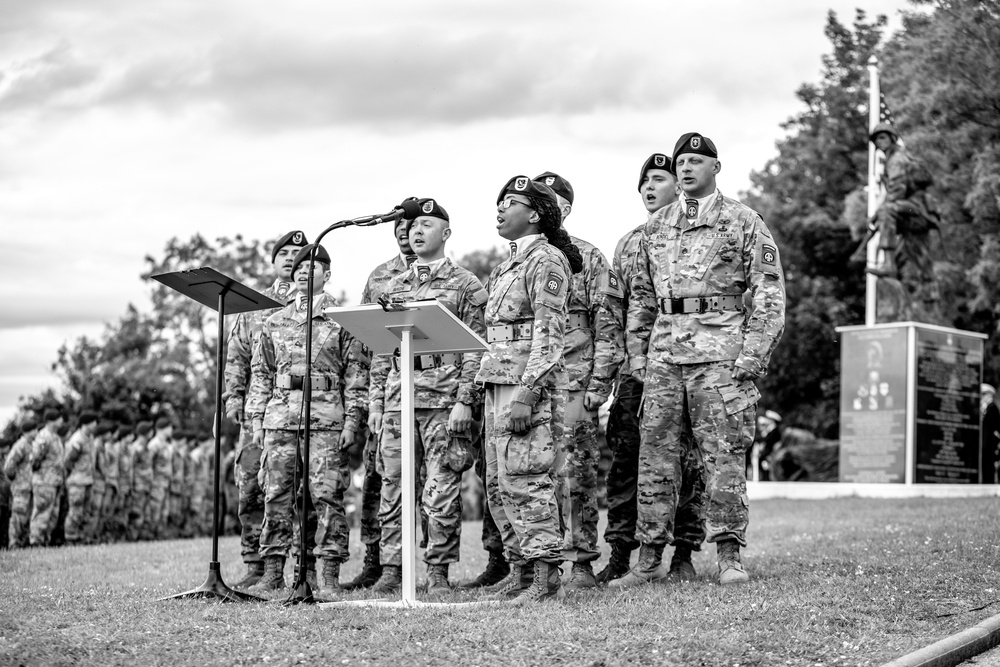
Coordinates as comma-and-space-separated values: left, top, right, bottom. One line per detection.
732, 366, 760, 383
584, 392, 605, 411
252, 428, 264, 448
449, 402, 473, 435
509, 401, 532, 434
340, 428, 356, 449
226, 408, 242, 423
368, 411, 383, 435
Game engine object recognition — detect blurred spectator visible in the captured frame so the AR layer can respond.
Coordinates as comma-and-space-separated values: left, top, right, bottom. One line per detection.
982, 384, 999, 484
750, 410, 782, 481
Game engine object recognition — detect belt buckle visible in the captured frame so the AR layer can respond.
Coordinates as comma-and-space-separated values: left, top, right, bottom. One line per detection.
682, 297, 701, 314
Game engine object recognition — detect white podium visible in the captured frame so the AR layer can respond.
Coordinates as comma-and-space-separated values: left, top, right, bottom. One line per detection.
321, 299, 488, 608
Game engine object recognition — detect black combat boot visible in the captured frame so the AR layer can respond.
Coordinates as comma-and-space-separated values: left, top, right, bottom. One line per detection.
460, 550, 509, 589
667, 543, 697, 581
342, 542, 383, 591
371, 564, 402, 594
596, 542, 633, 584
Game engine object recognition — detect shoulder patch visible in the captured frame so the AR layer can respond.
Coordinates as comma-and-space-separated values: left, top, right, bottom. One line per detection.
603, 269, 625, 299
544, 272, 564, 295
761, 244, 777, 266
469, 287, 489, 307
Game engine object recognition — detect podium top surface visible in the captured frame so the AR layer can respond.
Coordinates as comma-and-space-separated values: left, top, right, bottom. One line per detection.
151, 267, 283, 315
835, 321, 988, 340
324, 300, 488, 355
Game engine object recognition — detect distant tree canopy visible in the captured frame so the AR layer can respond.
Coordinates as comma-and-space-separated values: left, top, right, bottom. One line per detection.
4, 0, 998, 445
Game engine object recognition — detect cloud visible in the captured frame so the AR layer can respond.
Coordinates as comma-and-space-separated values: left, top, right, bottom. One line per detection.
0, 41, 101, 113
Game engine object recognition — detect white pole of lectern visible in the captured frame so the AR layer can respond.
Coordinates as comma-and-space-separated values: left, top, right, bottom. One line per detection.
397, 324, 418, 604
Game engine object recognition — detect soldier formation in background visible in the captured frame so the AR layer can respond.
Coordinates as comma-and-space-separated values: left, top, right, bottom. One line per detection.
1, 131, 789, 601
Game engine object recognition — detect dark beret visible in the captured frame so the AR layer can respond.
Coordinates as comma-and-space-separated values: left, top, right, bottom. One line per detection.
154, 416, 172, 430
135, 421, 153, 437
671, 133, 718, 172
497, 175, 558, 208
291, 244, 332, 276
79, 410, 98, 425
638, 153, 672, 191
271, 230, 309, 263
415, 198, 449, 222
533, 172, 574, 204
43, 408, 62, 423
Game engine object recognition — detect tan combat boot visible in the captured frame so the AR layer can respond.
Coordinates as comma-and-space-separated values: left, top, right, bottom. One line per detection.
371, 565, 401, 594
426, 564, 451, 595
486, 562, 533, 599
717, 540, 749, 585
564, 562, 598, 591
248, 555, 285, 593
317, 558, 342, 598
233, 560, 265, 589
510, 560, 566, 605
607, 544, 666, 588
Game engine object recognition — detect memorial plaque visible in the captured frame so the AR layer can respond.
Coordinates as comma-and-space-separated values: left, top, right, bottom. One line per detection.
914, 328, 983, 483
839, 326, 908, 483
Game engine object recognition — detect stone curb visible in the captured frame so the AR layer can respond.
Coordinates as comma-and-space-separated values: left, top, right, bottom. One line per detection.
882, 611, 1000, 667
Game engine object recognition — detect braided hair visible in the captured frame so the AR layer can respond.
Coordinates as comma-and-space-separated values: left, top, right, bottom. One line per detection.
526, 194, 584, 274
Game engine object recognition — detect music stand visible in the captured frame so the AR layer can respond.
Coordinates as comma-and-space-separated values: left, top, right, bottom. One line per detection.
152, 267, 282, 603
318, 299, 490, 609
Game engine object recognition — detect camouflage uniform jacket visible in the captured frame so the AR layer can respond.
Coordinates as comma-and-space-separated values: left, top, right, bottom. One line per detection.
116, 436, 134, 496
98, 436, 119, 490
361, 253, 416, 306
223, 278, 298, 417
4, 432, 35, 491
130, 435, 154, 493
560, 235, 624, 399
628, 191, 785, 377
248, 291, 368, 433
30, 424, 65, 487
369, 258, 488, 414
147, 433, 173, 487
170, 442, 187, 495
613, 221, 648, 381
63, 427, 95, 486
476, 238, 570, 407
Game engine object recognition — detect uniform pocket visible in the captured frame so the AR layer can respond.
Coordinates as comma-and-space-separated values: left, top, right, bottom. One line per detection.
719, 381, 760, 416
500, 422, 556, 476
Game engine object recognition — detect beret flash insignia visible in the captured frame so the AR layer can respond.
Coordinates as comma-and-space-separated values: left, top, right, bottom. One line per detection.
545, 176, 555, 186
544, 272, 563, 295
691, 136, 701, 149
515, 177, 528, 191
292, 232, 304, 244
654, 155, 666, 167
422, 200, 434, 214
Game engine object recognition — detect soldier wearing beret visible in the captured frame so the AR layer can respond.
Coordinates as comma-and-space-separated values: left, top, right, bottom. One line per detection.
63, 410, 99, 544
366, 198, 488, 595
531, 171, 624, 590
29, 409, 66, 547
476, 175, 583, 604
4, 418, 39, 548
346, 198, 422, 591
247, 243, 368, 598
599, 154, 707, 583
618, 133, 785, 586
224, 229, 308, 587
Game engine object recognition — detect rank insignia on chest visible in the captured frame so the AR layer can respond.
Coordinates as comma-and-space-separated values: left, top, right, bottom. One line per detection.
761, 244, 777, 265
544, 272, 563, 295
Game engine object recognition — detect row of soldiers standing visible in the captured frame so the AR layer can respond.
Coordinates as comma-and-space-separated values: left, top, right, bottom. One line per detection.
224, 130, 785, 603
3, 410, 218, 548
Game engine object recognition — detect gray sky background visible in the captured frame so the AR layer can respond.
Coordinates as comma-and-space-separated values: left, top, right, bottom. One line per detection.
0, 0, 914, 424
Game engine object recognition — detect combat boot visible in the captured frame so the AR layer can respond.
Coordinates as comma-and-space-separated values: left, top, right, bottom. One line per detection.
232, 560, 265, 589
486, 562, 534, 599
595, 543, 632, 584
666, 544, 697, 582
342, 542, 383, 591
564, 562, 597, 591
510, 560, 565, 605
317, 558, 342, 598
607, 544, 666, 588
717, 540, 749, 585
426, 564, 451, 595
460, 550, 509, 589
248, 555, 285, 593
371, 565, 401, 594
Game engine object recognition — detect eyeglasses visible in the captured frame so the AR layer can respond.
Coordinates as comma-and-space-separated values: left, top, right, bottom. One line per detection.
498, 198, 531, 210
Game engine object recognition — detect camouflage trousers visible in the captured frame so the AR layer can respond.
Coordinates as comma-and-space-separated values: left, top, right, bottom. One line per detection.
358, 431, 382, 546
129, 485, 151, 540
259, 429, 349, 561
235, 421, 265, 564
484, 384, 562, 564
64, 484, 93, 543
146, 481, 170, 538
553, 389, 601, 564
30, 483, 62, 547
9, 487, 31, 548
638, 360, 756, 547
606, 376, 707, 550
376, 409, 473, 567
473, 435, 503, 554
96, 484, 118, 540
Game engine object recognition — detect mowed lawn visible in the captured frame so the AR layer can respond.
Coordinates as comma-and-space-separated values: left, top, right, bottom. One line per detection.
2, 496, 999, 667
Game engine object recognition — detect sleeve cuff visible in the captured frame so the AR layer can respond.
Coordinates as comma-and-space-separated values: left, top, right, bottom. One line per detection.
513, 385, 540, 407
251, 419, 263, 432
735, 354, 766, 377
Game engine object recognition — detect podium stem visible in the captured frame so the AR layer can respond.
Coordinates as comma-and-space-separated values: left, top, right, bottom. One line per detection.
400, 326, 417, 603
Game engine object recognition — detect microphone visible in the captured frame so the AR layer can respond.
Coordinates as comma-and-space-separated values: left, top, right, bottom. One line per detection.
355, 197, 423, 227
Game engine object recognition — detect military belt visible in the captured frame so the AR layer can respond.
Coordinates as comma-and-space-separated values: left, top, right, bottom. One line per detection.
275, 374, 336, 391
657, 295, 743, 315
567, 312, 591, 330
486, 322, 534, 343
391, 353, 462, 372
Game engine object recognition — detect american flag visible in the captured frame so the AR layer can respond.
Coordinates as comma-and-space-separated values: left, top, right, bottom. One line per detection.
878, 91, 894, 125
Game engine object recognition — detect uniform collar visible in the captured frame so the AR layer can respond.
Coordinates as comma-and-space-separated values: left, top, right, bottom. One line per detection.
293, 291, 334, 319
269, 278, 297, 303
668, 189, 723, 228
513, 233, 545, 258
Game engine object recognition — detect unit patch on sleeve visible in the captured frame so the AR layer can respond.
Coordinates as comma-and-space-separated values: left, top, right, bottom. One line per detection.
761, 244, 777, 266
544, 272, 564, 295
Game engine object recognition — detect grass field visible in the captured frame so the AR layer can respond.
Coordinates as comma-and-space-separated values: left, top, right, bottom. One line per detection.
2, 496, 999, 666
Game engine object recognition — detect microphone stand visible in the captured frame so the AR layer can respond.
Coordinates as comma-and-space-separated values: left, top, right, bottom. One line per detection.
284, 212, 397, 606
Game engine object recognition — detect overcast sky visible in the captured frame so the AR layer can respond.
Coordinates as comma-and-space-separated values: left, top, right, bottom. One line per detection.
0, 0, 914, 425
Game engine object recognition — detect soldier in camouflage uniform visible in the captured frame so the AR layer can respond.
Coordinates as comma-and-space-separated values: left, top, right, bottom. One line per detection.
599, 153, 707, 584
617, 133, 785, 587
532, 172, 625, 590
93, 422, 120, 542
476, 175, 584, 604
4, 418, 39, 548
367, 198, 487, 595
128, 421, 154, 541
63, 411, 98, 544
114, 424, 135, 540
224, 229, 308, 587
247, 243, 368, 599
145, 417, 174, 539
346, 198, 420, 591
29, 409, 66, 547
168, 430, 189, 537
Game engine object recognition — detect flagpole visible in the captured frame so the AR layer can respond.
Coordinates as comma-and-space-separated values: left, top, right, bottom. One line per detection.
865, 55, 880, 326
